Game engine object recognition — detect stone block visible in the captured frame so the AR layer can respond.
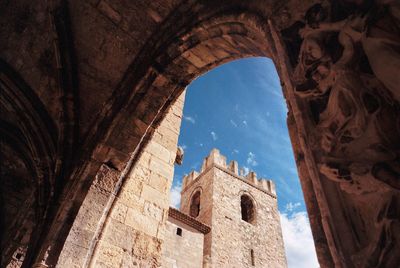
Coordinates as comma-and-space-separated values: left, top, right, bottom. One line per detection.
146, 140, 171, 163
97, 0, 121, 24
96, 242, 124, 267
141, 184, 169, 208
181, 50, 207, 68
103, 219, 135, 251
125, 207, 159, 237
143, 201, 164, 221
131, 231, 162, 265
110, 201, 128, 223
76, 190, 110, 232
65, 226, 94, 249
118, 185, 144, 210
149, 158, 173, 179
56, 242, 88, 268
148, 172, 170, 193
93, 164, 120, 193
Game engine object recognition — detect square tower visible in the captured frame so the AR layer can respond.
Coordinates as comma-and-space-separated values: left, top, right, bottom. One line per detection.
180, 149, 287, 267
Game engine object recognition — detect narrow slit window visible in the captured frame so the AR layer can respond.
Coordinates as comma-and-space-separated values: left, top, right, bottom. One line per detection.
176, 227, 182, 236
251, 249, 255, 266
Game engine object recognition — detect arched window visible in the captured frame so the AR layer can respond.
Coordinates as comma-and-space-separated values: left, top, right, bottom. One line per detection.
189, 191, 201, 217
241, 194, 255, 223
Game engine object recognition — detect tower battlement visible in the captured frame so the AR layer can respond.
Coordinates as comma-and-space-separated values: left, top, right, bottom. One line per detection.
179, 148, 286, 267
182, 148, 276, 196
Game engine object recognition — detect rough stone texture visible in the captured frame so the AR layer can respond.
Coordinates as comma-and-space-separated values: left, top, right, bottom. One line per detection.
161, 217, 205, 268
1, 0, 399, 267
84, 91, 185, 267
180, 149, 287, 267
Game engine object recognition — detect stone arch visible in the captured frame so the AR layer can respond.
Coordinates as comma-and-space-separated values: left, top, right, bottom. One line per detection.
92, 6, 273, 170
0, 60, 58, 267
240, 194, 256, 224
53, 3, 334, 267
50, 7, 290, 267
189, 189, 202, 218
1, 1, 398, 267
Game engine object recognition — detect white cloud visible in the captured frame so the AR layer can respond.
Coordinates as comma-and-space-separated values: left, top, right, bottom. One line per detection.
180, 144, 187, 150
211, 131, 218, 141
242, 120, 248, 126
285, 202, 301, 212
190, 162, 200, 170
184, 115, 195, 124
230, 119, 238, 127
242, 166, 250, 176
280, 212, 319, 268
170, 183, 182, 208
246, 152, 258, 167
232, 149, 239, 154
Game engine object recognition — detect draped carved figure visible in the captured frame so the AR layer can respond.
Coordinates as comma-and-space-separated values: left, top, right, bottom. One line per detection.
291, 1, 400, 266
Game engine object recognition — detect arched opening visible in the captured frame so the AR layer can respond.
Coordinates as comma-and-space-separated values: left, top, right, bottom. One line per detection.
96, 7, 322, 266
0, 142, 36, 267
0, 61, 57, 268
1, 1, 396, 267
189, 191, 201, 218
170, 57, 317, 267
241, 195, 255, 224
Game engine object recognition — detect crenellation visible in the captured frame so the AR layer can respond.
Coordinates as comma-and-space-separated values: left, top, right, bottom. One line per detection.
246, 171, 258, 185
228, 160, 239, 175
179, 148, 287, 267
2, 1, 399, 267
204, 148, 227, 169
267, 180, 276, 195
182, 170, 199, 189
184, 149, 277, 197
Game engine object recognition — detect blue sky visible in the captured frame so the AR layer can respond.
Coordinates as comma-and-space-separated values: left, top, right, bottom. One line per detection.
169, 57, 318, 267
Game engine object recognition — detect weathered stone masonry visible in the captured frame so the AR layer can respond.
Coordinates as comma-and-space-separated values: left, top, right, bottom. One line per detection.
180, 149, 287, 267
161, 208, 211, 268
55, 92, 186, 267
1, 0, 399, 267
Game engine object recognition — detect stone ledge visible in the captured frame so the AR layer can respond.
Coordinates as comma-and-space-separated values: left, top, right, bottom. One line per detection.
168, 207, 211, 234
182, 164, 277, 199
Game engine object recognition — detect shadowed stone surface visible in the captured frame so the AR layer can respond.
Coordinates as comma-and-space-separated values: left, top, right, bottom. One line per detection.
1, 0, 399, 267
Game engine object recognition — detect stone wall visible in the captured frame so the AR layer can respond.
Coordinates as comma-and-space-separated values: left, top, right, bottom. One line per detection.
2, 1, 399, 267
161, 217, 204, 268
181, 149, 287, 267
56, 91, 185, 267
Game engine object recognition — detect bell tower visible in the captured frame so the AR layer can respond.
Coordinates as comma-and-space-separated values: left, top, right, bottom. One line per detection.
180, 149, 287, 267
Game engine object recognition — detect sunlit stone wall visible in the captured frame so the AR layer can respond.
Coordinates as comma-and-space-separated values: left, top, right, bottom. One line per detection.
180, 149, 287, 267
57, 92, 185, 267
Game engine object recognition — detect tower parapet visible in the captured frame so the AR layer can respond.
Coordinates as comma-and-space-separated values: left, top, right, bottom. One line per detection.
179, 148, 287, 267
182, 149, 277, 197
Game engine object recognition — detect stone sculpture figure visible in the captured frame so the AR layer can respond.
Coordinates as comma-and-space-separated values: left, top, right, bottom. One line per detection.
299, 0, 400, 101
291, 2, 400, 266
294, 2, 400, 194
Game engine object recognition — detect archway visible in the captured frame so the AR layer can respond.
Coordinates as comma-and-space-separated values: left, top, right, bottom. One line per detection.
170, 57, 317, 267
78, 2, 398, 266
189, 190, 201, 218
1, 1, 398, 267
241, 195, 256, 224
54, 6, 335, 267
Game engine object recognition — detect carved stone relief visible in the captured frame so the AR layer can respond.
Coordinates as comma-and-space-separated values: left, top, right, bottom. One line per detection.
287, 1, 400, 266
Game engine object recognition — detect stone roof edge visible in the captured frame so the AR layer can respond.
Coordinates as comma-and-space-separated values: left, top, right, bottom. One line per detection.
168, 207, 211, 234
213, 164, 277, 199
181, 164, 277, 199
